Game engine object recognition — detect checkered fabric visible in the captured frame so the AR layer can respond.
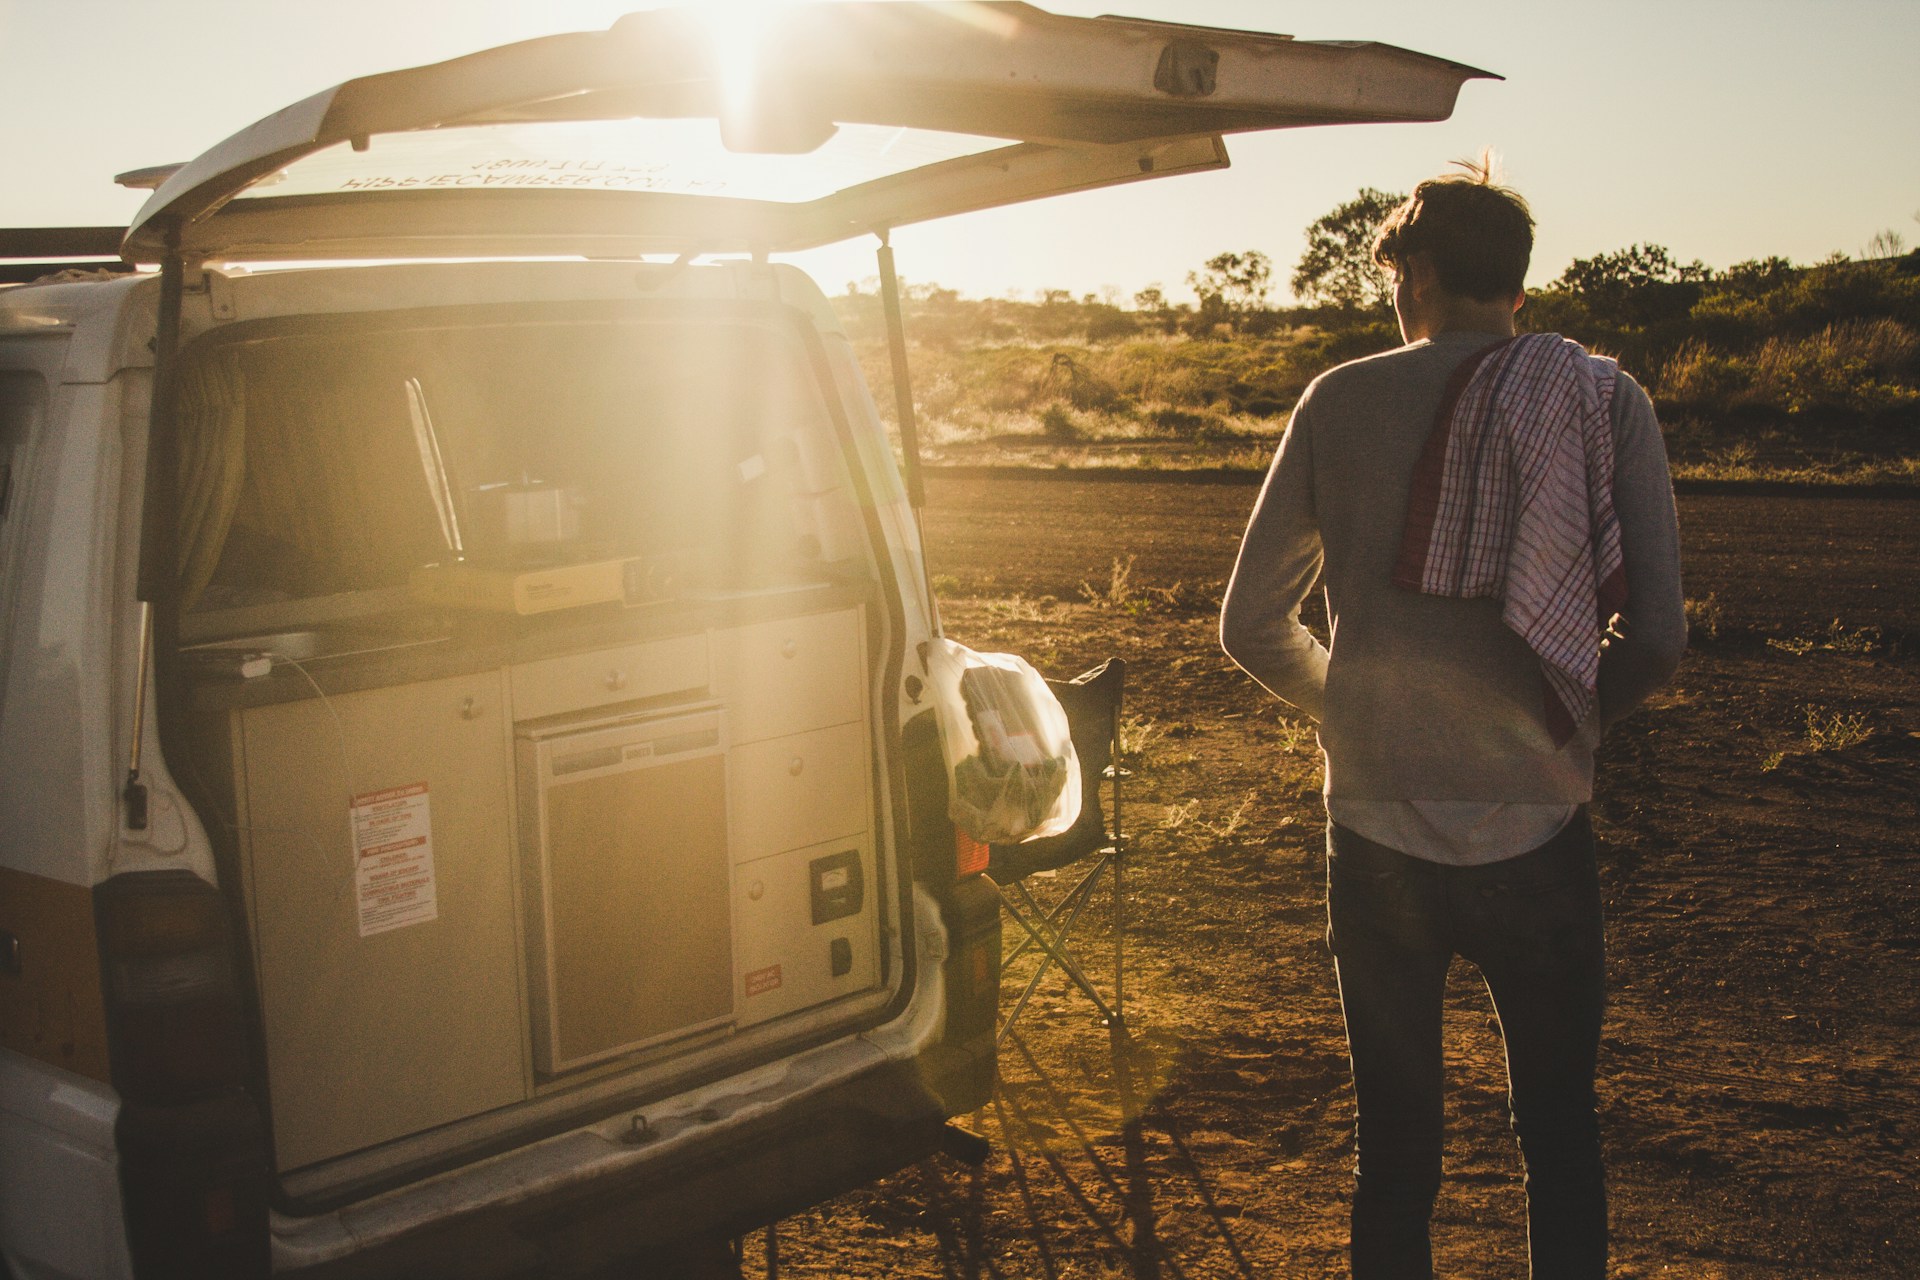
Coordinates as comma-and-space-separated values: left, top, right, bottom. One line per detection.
1393, 333, 1627, 744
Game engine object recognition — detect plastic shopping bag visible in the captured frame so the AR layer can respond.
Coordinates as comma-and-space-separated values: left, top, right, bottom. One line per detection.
924, 638, 1081, 844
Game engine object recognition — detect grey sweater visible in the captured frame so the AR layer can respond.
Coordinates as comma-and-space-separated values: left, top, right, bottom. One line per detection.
1219, 329, 1687, 805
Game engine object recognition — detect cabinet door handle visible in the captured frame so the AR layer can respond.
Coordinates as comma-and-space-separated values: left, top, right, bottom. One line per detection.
605, 670, 629, 692
459, 696, 482, 721
780, 639, 799, 660
788, 756, 805, 777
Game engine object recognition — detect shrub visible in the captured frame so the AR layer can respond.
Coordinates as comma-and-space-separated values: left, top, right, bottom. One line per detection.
1038, 401, 1081, 442
1684, 593, 1725, 641
1041, 351, 1129, 413
1659, 319, 1920, 423
1148, 406, 1216, 435
1803, 705, 1871, 752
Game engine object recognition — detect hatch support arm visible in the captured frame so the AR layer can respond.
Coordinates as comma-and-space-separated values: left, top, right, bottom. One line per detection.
874, 231, 945, 641
128, 235, 190, 831
874, 232, 926, 511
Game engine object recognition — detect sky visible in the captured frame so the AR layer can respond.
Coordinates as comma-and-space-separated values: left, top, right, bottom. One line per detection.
3, 0, 1917, 302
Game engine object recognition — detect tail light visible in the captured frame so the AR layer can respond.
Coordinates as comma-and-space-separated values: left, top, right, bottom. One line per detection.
927, 875, 1001, 1114
953, 830, 990, 881
96, 870, 269, 1278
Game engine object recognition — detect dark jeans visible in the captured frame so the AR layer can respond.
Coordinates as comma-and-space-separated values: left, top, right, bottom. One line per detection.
1326, 810, 1607, 1280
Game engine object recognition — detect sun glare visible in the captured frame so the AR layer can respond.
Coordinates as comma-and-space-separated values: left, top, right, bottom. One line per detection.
697, 0, 794, 134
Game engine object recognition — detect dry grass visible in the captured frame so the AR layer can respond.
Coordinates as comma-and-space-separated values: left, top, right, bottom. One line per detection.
1201, 790, 1259, 841
1803, 704, 1872, 752
1660, 318, 1920, 422
1685, 593, 1726, 641
1077, 555, 1213, 616
1766, 618, 1883, 656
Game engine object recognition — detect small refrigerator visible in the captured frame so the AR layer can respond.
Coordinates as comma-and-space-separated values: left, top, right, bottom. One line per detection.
517, 706, 733, 1076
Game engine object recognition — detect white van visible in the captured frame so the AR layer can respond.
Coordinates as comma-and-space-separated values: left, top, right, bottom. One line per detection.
0, 6, 1485, 1276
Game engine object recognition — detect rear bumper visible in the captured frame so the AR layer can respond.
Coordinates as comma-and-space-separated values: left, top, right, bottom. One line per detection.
275, 878, 999, 1279
280, 1055, 952, 1279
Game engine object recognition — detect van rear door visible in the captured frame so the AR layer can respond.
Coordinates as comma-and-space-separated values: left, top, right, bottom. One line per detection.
120, 2, 1491, 266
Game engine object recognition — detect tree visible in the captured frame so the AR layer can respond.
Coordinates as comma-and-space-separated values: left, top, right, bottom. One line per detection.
1131, 284, 1183, 335
1187, 250, 1273, 327
1553, 243, 1714, 330
1556, 243, 1713, 297
1291, 187, 1404, 311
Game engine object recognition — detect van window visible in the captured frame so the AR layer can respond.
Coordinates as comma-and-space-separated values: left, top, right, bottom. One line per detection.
0, 372, 46, 700
176, 312, 845, 619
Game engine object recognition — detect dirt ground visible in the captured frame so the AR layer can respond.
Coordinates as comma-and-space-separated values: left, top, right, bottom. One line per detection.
762, 475, 1920, 1279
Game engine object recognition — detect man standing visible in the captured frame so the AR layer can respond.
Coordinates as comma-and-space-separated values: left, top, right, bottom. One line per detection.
1219, 164, 1686, 1279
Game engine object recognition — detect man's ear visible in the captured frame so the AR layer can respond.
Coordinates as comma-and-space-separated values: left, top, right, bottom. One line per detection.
1403, 252, 1441, 300
1511, 290, 1527, 315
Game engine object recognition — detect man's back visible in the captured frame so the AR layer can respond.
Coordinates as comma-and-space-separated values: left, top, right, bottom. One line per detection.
1220, 328, 1685, 811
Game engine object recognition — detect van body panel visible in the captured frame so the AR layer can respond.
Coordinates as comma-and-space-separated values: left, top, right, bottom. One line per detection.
0, 376, 122, 885
0, 869, 112, 1082
0, 1054, 132, 1280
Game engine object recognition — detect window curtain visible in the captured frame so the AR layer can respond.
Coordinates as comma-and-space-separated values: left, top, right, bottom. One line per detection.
175, 347, 247, 611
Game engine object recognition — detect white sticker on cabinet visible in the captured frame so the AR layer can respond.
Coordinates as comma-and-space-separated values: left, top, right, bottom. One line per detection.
351, 782, 439, 937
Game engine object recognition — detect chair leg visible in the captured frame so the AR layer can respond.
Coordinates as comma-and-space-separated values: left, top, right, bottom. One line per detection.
995, 882, 1119, 1042
998, 871, 1108, 1038
1008, 869, 1109, 998
999, 862, 1106, 970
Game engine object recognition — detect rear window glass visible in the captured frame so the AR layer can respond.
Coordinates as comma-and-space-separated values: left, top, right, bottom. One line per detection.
239, 119, 1010, 205
175, 313, 848, 616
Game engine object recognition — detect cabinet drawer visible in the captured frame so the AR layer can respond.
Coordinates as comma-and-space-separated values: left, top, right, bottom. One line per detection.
733, 836, 880, 1029
510, 633, 707, 722
728, 721, 869, 863
711, 609, 863, 745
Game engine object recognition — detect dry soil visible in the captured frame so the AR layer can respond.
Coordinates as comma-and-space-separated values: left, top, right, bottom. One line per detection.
762, 476, 1920, 1280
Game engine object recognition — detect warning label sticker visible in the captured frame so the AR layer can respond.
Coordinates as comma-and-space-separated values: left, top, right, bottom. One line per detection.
351, 782, 438, 938
744, 964, 783, 998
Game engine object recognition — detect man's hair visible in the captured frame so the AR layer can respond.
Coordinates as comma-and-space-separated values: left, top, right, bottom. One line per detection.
1371, 153, 1534, 302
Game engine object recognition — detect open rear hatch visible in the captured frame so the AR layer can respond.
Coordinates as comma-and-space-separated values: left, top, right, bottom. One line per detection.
128, 0, 1492, 1211
121, 2, 1491, 265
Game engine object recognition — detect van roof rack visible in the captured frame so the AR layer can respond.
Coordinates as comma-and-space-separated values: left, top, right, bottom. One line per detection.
0, 227, 134, 285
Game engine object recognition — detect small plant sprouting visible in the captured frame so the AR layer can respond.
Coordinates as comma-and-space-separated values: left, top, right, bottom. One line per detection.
1767, 618, 1883, 657
1204, 790, 1259, 841
1077, 555, 1210, 616
1804, 705, 1871, 752
1685, 593, 1725, 642
1119, 713, 1168, 768
1160, 800, 1200, 832
983, 593, 1055, 622
1274, 715, 1315, 754
1079, 554, 1138, 609
1820, 619, 1883, 654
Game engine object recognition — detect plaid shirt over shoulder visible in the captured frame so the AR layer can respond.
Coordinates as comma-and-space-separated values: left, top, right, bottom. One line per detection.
1393, 333, 1627, 744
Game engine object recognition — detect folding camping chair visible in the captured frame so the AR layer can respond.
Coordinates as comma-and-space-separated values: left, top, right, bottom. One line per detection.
987, 658, 1130, 1046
